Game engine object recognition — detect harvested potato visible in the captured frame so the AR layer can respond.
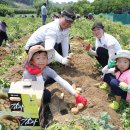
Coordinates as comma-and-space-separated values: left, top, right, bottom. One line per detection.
76, 90, 80, 94
71, 107, 79, 114
60, 93, 64, 99
77, 103, 84, 110
0, 100, 4, 104
76, 87, 82, 92
0, 115, 20, 130
0, 94, 10, 111
68, 53, 74, 58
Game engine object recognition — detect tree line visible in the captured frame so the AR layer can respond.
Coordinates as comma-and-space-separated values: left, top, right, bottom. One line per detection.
1, 0, 130, 17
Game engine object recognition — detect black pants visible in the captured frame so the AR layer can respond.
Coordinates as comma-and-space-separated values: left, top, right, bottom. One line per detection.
54, 43, 63, 55
0, 40, 3, 46
39, 89, 53, 128
103, 73, 127, 99
95, 47, 109, 67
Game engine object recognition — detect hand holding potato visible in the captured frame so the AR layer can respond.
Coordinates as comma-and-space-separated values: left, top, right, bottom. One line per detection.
119, 82, 128, 91
68, 53, 74, 58
75, 95, 87, 106
71, 103, 84, 114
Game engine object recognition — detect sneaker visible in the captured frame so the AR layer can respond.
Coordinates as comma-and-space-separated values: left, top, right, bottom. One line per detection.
109, 101, 119, 110
98, 82, 108, 90
107, 93, 115, 102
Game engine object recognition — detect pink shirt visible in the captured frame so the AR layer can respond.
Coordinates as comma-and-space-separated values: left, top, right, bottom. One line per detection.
116, 70, 130, 101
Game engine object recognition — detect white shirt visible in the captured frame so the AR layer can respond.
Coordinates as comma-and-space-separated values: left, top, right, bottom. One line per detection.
25, 19, 70, 63
90, 33, 122, 59
95, 33, 121, 53
41, 5, 46, 15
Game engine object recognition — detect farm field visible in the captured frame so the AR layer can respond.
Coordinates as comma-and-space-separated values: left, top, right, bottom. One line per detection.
0, 35, 129, 130
0, 17, 130, 130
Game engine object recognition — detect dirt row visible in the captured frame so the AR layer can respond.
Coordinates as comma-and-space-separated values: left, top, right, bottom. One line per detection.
0, 37, 123, 130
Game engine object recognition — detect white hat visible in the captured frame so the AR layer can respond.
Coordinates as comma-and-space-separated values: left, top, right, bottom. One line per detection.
114, 50, 130, 60
28, 45, 55, 64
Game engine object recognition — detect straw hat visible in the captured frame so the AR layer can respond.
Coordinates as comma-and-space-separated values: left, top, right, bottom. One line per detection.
28, 45, 55, 64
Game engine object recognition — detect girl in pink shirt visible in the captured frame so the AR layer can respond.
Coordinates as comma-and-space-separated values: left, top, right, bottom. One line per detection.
102, 50, 130, 110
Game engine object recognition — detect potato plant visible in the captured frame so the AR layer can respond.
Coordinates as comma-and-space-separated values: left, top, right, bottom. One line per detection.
46, 112, 115, 130
70, 17, 130, 48
0, 16, 130, 130
0, 17, 41, 43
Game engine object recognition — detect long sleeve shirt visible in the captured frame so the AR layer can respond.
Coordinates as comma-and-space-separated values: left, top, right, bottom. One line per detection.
25, 19, 70, 63
22, 66, 76, 95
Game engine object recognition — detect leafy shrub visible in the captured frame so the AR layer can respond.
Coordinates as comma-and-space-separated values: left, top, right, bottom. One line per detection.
0, 4, 14, 16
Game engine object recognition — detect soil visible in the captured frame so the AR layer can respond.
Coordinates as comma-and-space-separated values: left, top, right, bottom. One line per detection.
0, 36, 123, 130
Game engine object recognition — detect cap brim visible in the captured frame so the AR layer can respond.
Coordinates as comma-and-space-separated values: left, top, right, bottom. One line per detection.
92, 25, 103, 30
64, 16, 74, 22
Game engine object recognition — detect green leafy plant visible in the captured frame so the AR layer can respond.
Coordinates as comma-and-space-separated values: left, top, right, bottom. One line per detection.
0, 78, 10, 89
77, 112, 115, 130
0, 123, 6, 130
56, 112, 116, 130
120, 107, 130, 129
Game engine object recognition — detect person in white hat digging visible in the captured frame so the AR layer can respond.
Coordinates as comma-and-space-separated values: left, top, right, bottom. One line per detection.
22, 45, 87, 128
102, 50, 130, 110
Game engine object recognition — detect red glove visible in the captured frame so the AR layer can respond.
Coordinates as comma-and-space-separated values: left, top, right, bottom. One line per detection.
75, 95, 87, 106
85, 44, 91, 51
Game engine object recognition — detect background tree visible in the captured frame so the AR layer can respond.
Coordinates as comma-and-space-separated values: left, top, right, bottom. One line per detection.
64, 0, 94, 16
92, 0, 130, 14
33, 0, 44, 17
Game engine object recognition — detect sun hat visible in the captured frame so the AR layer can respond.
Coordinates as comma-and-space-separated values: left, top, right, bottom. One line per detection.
114, 50, 130, 60
28, 45, 55, 64
0, 21, 7, 32
91, 22, 104, 30
61, 10, 76, 22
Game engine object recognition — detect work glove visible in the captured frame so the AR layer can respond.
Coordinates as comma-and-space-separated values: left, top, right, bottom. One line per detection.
108, 59, 116, 68
75, 95, 87, 106
61, 57, 70, 65
119, 82, 128, 92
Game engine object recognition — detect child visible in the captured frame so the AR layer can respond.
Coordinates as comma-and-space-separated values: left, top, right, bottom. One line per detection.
22, 45, 87, 127
102, 50, 130, 110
